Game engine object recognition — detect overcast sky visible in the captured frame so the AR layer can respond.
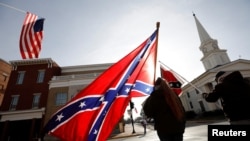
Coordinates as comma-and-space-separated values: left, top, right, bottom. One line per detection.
1, 0, 250, 82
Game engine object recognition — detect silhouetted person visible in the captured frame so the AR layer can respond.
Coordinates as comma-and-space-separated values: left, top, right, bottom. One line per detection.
203, 71, 250, 125
143, 77, 186, 141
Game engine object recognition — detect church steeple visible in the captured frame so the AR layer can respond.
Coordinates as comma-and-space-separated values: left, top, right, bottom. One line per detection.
193, 13, 212, 43
193, 13, 230, 70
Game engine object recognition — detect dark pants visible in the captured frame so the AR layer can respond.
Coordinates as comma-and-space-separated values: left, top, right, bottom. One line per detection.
143, 125, 146, 134
157, 131, 183, 141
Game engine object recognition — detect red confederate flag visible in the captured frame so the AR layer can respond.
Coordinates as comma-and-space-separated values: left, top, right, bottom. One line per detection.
19, 12, 44, 59
44, 30, 158, 141
160, 65, 183, 95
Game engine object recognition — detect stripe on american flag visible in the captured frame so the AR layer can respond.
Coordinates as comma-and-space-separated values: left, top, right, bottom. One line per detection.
19, 12, 44, 59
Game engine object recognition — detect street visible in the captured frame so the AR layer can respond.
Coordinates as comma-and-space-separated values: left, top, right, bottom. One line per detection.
109, 120, 229, 141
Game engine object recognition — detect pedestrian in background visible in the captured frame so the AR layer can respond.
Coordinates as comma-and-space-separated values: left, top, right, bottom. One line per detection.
143, 77, 186, 141
203, 71, 250, 125
140, 118, 147, 134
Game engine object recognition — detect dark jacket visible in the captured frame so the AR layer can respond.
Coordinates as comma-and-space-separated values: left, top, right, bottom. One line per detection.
205, 71, 250, 121
143, 89, 186, 134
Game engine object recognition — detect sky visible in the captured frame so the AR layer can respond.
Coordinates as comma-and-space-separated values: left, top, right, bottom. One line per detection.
1, 0, 250, 118
1, 0, 250, 82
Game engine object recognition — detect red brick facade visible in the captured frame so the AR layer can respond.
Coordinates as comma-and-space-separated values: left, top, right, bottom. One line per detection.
0, 58, 61, 141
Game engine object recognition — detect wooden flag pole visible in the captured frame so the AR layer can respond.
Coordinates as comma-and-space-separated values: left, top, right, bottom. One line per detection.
154, 22, 160, 82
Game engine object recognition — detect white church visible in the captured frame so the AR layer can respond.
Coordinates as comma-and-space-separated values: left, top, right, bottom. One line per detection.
179, 14, 250, 114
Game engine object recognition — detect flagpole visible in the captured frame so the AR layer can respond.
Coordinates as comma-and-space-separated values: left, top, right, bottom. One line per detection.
0, 2, 26, 14
154, 22, 160, 81
159, 60, 203, 93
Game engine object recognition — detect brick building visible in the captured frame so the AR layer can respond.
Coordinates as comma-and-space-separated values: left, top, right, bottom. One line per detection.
43, 63, 113, 140
0, 59, 12, 106
0, 58, 61, 141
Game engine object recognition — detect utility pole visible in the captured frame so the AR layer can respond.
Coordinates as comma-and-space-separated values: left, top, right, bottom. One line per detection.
129, 100, 136, 134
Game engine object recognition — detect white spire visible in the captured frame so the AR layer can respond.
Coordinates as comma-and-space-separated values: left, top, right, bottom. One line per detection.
193, 13, 212, 43
193, 13, 231, 70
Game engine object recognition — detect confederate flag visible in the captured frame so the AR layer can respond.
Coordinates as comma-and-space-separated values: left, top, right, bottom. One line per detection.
44, 29, 158, 141
160, 65, 183, 95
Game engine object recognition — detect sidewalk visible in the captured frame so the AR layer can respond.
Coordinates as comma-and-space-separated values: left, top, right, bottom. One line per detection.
109, 123, 145, 140
108, 117, 228, 140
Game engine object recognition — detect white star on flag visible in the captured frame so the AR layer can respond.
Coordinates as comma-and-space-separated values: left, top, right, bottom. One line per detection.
79, 101, 86, 108
100, 96, 104, 102
56, 113, 64, 122
145, 87, 150, 92
133, 84, 136, 87
125, 88, 130, 93
94, 129, 98, 134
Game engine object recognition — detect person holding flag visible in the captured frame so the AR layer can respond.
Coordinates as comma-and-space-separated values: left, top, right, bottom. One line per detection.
143, 77, 186, 141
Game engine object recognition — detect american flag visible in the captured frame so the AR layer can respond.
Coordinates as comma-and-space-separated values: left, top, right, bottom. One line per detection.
19, 12, 44, 59
44, 30, 158, 141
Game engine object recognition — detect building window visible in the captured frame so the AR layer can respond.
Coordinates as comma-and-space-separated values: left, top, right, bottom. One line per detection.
195, 89, 199, 94
32, 93, 41, 108
189, 102, 193, 109
199, 101, 205, 112
55, 92, 67, 106
10, 95, 19, 110
16, 71, 25, 84
37, 70, 45, 83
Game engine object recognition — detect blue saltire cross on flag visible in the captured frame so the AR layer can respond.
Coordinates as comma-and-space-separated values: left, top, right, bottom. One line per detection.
44, 29, 158, 141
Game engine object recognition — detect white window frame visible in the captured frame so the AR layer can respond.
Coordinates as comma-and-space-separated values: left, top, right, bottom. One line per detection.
10, 95, 19, 110
55, 92, 67, 106
16, 71, 25, 84
37, 70, 45, 83
32, 93, 41, 108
